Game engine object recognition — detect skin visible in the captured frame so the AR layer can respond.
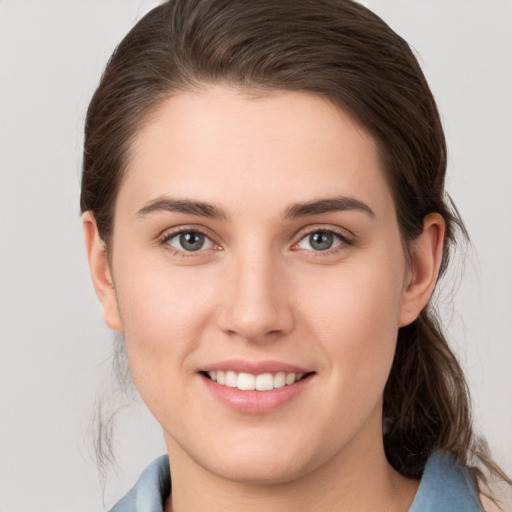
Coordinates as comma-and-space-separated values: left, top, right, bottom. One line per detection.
84, 87, 445, 512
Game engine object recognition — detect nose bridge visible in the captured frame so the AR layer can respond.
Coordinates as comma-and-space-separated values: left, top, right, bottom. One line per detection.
218, 243, 293, 341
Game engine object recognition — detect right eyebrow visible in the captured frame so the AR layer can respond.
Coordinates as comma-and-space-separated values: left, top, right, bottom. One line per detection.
136, 197, 228, 220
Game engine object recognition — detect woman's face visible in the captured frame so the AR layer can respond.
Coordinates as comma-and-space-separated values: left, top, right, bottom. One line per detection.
94, 87, 424, 483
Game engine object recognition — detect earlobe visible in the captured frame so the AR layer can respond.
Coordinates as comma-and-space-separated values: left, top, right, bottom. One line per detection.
82, 212, 123, 332
399, 213, 445, 327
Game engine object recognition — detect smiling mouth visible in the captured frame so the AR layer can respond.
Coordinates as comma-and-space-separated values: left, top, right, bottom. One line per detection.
202, 371, 311, 391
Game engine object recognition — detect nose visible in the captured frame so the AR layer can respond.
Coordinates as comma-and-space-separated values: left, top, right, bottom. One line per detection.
216, 251, 294, 342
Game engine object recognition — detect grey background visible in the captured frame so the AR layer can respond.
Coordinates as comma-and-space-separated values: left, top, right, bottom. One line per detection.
1, 0, 511, 510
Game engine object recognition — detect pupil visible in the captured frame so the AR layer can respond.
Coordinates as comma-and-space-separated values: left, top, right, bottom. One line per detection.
180, 232, 204, 251
310, 231, 333, 251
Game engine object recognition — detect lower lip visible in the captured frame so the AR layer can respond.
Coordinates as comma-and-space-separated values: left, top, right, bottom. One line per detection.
201, 374, 313, 414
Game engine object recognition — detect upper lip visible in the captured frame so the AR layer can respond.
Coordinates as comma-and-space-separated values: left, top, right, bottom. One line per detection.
200, 359, 312, 374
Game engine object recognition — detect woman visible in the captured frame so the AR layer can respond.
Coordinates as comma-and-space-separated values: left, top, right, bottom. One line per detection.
81, 0, 510, 510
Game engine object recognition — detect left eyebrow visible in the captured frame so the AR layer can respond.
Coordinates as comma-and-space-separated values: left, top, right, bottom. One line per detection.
283, 197, 375, 220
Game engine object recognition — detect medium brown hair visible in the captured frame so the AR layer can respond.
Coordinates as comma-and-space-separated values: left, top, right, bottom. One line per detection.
81, 0, 509, 487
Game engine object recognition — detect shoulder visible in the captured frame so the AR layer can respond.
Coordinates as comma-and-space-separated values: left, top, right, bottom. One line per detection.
409, 451, 484, 512
109, 455, 171, 512
480, 476, 512, 512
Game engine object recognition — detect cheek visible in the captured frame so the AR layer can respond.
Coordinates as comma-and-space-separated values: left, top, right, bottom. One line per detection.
112, 258, 219, 384
113, 268, 224, 428
299, 257, 406, 392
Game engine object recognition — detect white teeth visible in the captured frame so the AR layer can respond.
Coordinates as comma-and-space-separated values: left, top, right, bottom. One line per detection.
255, 373, 274, 391
285, 373, 296, 385
274, 372, 286, 389
225, 371, 237, 388
206, 370, 306, 391
237, 372, 255, 390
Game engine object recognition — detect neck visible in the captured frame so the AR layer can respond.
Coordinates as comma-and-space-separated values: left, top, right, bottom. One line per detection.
164, 428, 418, 512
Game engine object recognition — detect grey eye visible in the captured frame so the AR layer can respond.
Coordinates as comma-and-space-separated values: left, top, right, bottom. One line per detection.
297, 230, 342, 251
167, 231, 213, 252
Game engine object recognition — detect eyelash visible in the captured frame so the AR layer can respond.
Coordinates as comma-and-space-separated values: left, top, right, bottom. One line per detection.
157, 225, 354, 258
291, 226, 354, 256
158, 226, 221, 258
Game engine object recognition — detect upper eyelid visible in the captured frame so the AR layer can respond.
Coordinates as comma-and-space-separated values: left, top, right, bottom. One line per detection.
158, 225, 218, 243
293, 224, 354, 242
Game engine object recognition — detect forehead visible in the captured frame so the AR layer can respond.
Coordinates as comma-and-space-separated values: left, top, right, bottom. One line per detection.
120, 87, 393, 219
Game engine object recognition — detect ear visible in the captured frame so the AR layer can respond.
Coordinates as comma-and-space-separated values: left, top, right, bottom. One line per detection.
82, 211, 123, 332
399, 213, 445, 327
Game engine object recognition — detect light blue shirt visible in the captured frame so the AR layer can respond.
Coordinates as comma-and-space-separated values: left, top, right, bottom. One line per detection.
110, 451, 483, 511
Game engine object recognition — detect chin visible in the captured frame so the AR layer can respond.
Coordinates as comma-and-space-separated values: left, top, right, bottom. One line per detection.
186, 430, 329, 486
205, 454, 316, 486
